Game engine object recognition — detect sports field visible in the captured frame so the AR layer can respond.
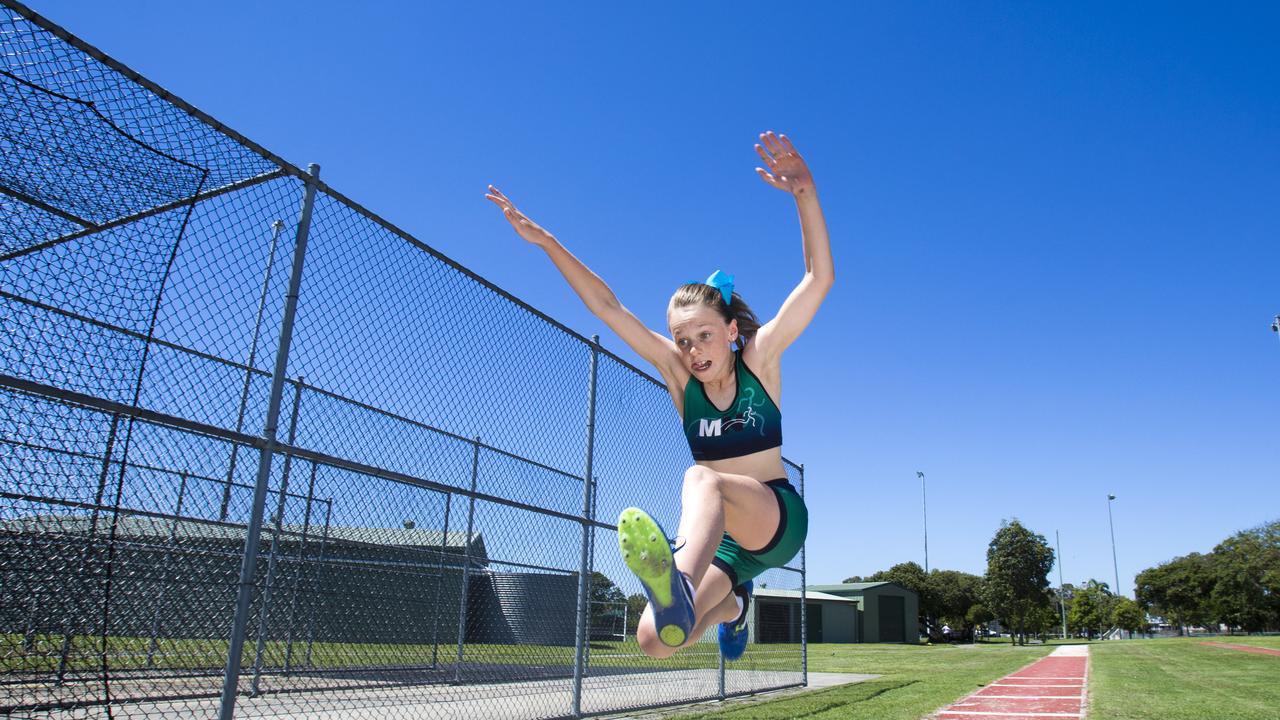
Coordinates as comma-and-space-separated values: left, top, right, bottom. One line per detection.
1088, 637, 1280, 720
667, 637, 1280, 720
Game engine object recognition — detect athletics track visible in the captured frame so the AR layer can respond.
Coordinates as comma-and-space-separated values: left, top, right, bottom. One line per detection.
1200, 641, 1280, 657
936, 644, 1090, 720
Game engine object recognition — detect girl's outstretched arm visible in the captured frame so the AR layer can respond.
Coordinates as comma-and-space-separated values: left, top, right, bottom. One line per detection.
750, 132, 835, 362
485, 186, 684, 380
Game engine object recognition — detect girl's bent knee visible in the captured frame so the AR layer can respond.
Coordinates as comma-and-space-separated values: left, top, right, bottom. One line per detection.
637, 626, 677, 659
682, 465, 720, 491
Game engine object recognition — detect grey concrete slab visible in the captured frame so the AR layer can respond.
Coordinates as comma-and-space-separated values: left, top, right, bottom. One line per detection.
18, 669, 816, 719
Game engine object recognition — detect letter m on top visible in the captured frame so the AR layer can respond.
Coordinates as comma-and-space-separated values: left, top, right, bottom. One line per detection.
698, 418, 722, 437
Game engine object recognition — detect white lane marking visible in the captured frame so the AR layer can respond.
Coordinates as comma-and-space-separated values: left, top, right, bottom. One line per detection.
942, 707, 1080, 712
988, 681, 1080, 686
972, 691, 1085, 696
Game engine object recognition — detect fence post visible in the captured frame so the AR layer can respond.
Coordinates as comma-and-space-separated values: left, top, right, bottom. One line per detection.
430, 491, 452, 668
453, 437, 481, 684
304, 498, 332, 669
220, 219, 287, 521
250, 376, 305, 696
571, 335, 600, 718
218, 165, 320, 720
585, 475, 598, 667
147, 472, 189, 667
718, 649, 726, 701
799, 463, 807, 687
283, 461, 319, 674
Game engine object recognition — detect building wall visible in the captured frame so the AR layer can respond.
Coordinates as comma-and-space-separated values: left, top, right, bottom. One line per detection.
0, 530, 575, 655
820, 602, 857, 643
859, 586, 920, 643
745, 597, 857, 644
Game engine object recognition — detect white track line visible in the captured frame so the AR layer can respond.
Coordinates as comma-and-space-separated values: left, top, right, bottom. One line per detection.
942, 707, 1080, 712
988, 681, 1080, 686
977, 691, 1080, 696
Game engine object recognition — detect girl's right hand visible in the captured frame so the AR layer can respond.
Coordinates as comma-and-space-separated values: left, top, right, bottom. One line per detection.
486, 185, 556, 247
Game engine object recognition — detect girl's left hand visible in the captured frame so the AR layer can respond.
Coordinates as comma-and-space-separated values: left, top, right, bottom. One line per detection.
755, 131, 816, 197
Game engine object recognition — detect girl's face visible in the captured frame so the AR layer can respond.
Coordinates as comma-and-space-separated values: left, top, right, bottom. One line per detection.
667, 304, 738, 379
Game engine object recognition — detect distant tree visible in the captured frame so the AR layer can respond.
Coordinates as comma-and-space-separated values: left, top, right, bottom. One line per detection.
1068, 580, 1113, 638
1111, 597, 1146, 636
928, 570, 985, 638
1134, 552, 1216, 634
1024, 598, 1060, 639
842, 575, 866, 583
625, 593, 646, 634
966, 603, 995, 637
1210, 520, 1280, 633
588, 572, 627, 633
1047, 583, 1076, 636
984, 519, 1054, 645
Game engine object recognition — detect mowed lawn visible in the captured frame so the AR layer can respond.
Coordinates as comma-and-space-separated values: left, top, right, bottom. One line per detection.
672, 642, 1054, 720
1090, 637, 1280, 720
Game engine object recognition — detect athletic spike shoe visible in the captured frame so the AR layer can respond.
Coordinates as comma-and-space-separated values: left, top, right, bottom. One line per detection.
617, 507, 694, 647
718, 580, 753, 661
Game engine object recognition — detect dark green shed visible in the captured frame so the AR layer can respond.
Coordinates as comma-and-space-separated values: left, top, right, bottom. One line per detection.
805, 582, 920, 643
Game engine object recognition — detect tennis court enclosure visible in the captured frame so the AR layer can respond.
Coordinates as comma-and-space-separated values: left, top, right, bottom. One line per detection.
0, 2, 808, 718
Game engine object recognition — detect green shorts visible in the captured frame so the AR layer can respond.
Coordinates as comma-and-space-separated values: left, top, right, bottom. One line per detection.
711, 479, 808, 587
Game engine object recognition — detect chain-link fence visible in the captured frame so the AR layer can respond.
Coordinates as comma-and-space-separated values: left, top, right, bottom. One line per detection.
0, 2, 806, 718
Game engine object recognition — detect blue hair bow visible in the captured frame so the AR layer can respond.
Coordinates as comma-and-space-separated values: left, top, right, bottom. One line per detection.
704, 270, 734, 305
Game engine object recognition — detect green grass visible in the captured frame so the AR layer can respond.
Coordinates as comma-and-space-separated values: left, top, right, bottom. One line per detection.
1200, 635, 1280, 650
1090, 637, 1280, 720
671, 642, 1054, 720
2, 633, 731, 674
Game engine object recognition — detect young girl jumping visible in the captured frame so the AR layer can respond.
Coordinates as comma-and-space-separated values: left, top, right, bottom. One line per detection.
486, 131, 833, 660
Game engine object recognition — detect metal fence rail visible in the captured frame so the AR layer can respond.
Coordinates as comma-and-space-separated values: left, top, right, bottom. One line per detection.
0, 2, 806, 718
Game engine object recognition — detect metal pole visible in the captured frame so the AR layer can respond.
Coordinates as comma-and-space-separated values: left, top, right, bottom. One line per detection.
251, 377, 304, 696
917, 471, 928, 574
304, 498, 332, 669
430, 493, 453, 668
718, 645, 726, 701
218, 164, 320, 720
284, 461, 319, 674
1056, 530, 1067, 639
454, 438, 481, 684
1107, 494, 1121, 597
147, 472, 188, 667
220, 219, 287, 521
799, 463, 807, 685
585, 475, 598, 668
571, 336, 600, 718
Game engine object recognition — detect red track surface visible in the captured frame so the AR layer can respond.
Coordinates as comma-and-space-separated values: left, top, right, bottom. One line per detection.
937, 651, 1088, 719
1200, 641, 1280, 657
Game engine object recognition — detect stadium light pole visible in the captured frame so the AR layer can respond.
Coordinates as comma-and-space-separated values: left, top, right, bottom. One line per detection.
917, 471, 929, 574
1107, 494, 1121, 597
1056, 530, 1068, 638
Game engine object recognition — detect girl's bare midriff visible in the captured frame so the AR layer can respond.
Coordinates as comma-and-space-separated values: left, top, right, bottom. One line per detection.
696, 445, 787, 484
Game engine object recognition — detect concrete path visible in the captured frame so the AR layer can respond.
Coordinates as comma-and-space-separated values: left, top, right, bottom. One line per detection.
935, 644, 1090, 720
612, 671, 880, 719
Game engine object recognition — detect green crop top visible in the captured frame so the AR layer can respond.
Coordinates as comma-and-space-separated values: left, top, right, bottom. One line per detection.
682, 350, 783, 461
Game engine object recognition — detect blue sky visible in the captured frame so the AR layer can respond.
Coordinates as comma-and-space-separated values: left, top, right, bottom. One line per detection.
46, 1, 1279, 593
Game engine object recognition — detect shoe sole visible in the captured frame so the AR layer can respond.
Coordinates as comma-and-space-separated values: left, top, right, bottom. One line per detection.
618, 507, 690, 647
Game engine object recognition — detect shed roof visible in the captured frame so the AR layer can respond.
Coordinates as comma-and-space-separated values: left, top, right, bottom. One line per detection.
755, 588, 856, 603
0, 514, 484, 553
806, 582, 916, 597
